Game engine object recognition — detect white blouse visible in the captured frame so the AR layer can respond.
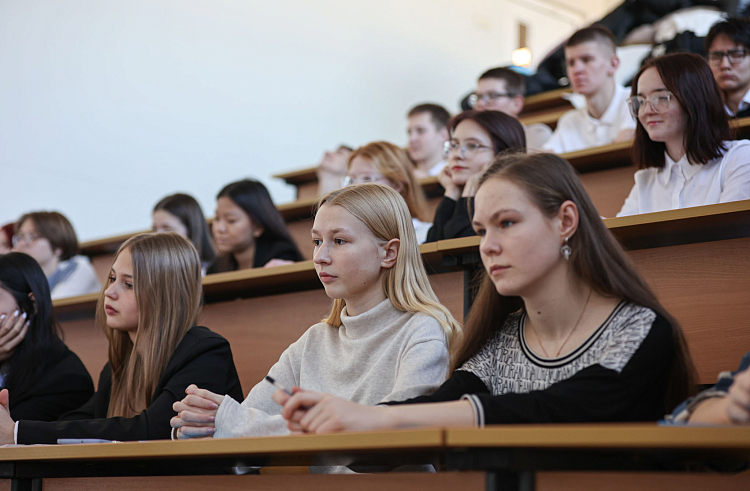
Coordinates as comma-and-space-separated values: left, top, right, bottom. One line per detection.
617, 140, 750, 217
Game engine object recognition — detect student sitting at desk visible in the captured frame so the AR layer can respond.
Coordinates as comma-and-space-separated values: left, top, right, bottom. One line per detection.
206, 179, 303, 274
0, 253, 93, 421
171, 184, 460, 440
344, 141, 432, 244
617, 53, 750, 217
273, 152, 697, 432
152, 193, 215, 275
0, 233, 243, 444
426, 110, 526, 242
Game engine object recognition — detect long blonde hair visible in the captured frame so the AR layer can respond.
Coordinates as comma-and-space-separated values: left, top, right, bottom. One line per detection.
317, 184, 461, 348
97, 232, 203, 417
348, 141, 429, 222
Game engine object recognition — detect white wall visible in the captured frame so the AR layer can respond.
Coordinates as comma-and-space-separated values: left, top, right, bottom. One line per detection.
0, 0, 620, 241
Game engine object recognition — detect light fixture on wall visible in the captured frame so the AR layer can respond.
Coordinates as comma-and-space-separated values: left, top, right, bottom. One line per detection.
512, 47, 532, 66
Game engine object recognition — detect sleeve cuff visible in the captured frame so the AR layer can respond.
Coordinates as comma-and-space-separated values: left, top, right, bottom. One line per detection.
14, 421, 18, 444
460, 394, 485, 427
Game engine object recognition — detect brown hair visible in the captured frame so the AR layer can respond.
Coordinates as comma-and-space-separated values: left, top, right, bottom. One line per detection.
100, 232, 202, 418
16, 212, 78, 261
631, 53, 730, 169
478, 67, 526, 96
348, 141, 430, 222
565, 25, 617, 52
153, 193, 215, 265
454, 152, 697, 412
407, 103, 451, 130
449, 110, 526, 153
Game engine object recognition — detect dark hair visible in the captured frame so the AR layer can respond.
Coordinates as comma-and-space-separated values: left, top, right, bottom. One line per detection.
631, 53, 730, 169
0, 253, 67, 392
705, 17, 750, 53
449, 110, 527, 153
210, 179, 302, 271
478, 67, 526, 96
16, 212, 78, 261
565, 25, 617, 52
0, 223, 14, 248
153, 193, 215, 265
408, 103, 451, 130
455, 152, 697, 413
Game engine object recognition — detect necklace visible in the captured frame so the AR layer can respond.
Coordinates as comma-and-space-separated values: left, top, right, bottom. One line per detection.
527, 288, 593, 359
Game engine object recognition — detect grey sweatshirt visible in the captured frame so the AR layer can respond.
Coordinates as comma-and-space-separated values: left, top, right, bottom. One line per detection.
214, 298, 450, 438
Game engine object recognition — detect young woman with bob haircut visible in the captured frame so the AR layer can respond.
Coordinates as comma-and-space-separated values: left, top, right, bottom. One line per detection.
0, 253, 94, 421
152, 193, 215, 273
207, 179, 303, 273
427, 110, 526, 242
171, 184, 460, 440
272, 152, 697, 433
12, 212, 100, 300
618, 52, 750, 216
345, 141, 432, 243
0, 233, 243, 444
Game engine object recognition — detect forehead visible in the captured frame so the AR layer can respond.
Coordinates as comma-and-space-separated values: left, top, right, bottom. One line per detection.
112, 247, 133, 272
153, 209, 181, 223
18, 218, 37, 232
565, 41, 611, 60
408, 112, 436, 129
709, 33, 747, 51
215, 196, 247, 216
348, 156, 378, 174
477, 78, 507, 93
636, 67, 666, 94
452, 119, 491, 142
313, 203, 371, 235
475, 178, 533, 217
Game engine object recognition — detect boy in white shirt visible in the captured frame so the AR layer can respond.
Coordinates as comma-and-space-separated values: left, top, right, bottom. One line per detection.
406, 103, 450, 179
705, 17, 750, 119
543, 25, 635, 154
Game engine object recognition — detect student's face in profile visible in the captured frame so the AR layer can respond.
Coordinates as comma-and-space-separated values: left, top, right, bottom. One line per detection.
212, 197, 263, 256
311, 204, 391, 304
104, 248, 139, 334
347, 156, 403, 193
320, 147, 352, 174
407, 113, 448, 163
152, 210, 188, 238
636, 67, 687, 149
474, 178, 565, 298
474, 78, 523, 117
708, 34, 750, 94
564, 42, 618, 96
448, 120, 495, 186
12, 219, 60, 272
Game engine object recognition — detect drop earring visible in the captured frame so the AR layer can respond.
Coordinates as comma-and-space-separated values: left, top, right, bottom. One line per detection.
561, 236, 572, 261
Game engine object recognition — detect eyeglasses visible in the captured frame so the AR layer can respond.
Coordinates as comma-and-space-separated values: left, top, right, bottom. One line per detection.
12, 233, 41, 247
627, 91, 673, 118
468, 92, 516, 108
443, 140, 493, 158
341, 174, 389, 187
707, 49, 748, 66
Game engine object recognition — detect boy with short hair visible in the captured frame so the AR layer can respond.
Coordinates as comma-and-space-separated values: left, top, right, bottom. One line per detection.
407, 103, 450, 178
705, 18, 750, 118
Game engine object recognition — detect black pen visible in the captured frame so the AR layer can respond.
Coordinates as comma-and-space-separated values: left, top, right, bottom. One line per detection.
264, 375, 294, 396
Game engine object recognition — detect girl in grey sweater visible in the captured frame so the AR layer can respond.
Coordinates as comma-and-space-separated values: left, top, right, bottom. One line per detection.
171, 184, 461, 439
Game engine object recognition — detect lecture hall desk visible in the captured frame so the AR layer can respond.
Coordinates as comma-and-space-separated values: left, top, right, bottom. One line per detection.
0, 425, 749, 491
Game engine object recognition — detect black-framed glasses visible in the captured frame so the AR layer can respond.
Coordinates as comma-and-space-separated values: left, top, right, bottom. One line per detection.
708, 49, 748, 66
468, 92, 517, 108
627, 91, 673, 118
443, 140, 493, 158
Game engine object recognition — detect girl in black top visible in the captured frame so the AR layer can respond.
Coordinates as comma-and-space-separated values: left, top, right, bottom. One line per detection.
275, 152, 697, 432
0, 253, 93, 421
207, 179, 303, 274
0, 233, 242, 444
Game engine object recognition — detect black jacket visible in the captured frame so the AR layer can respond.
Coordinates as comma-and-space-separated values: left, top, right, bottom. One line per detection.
17, 326, 243, 444
7, 339, 94, 422
206, 235, 303, 274
425, 196, 476, 243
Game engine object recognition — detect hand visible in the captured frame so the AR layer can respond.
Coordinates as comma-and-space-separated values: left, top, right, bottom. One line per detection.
0, 389, 16, 444
263, 259, 295, 268
0, 311, 29, 362
275, 389, 388, 434
614, 129, 635, 143
461, 172, 482, 198
437, 165, 462, 201
725, 368, 750, 424
171, 385, 225, 440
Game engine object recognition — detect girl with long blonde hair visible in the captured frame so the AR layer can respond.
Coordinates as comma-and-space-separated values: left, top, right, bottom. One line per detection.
0, 232, 243, 444
172, 184, 460, 440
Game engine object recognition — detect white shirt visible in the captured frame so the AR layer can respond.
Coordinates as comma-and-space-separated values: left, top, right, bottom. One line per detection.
50, 255, 101, 300
428, 159, 446, 177
543, 84, 636, 154
617, 140, 750, 217
524, 122, 553, 150
412, 217, 431, 245
726, 87, 750, 117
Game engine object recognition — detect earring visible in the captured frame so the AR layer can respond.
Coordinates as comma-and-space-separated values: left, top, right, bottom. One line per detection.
561, 236, 572, 261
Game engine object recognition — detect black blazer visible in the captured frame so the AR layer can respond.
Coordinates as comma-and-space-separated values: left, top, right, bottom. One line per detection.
425, 196, 476, 243
17, 326, 243, 444
7, 339, 94, 422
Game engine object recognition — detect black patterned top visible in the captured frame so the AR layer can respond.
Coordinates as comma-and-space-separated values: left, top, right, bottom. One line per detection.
388, 302, 675, 425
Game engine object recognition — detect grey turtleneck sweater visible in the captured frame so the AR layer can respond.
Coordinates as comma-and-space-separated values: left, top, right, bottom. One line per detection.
214, 298, 450, 438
